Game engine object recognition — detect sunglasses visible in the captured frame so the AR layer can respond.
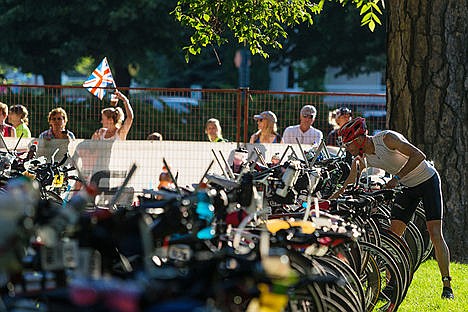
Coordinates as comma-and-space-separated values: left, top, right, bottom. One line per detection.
302, 115, 314, 119
342, 137, 360, 148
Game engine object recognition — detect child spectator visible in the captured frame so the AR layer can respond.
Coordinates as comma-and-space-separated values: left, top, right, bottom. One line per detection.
9, 104, 31, 138
205, 118, 228, 142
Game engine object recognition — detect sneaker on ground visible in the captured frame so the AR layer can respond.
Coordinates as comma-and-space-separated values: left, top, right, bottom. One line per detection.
441, 287, 454, 299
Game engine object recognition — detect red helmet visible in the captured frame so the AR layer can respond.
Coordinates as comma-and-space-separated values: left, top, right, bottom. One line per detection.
338, 117, 367, 144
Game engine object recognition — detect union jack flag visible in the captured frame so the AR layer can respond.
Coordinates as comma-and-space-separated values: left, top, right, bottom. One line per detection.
83, 57, 116, 100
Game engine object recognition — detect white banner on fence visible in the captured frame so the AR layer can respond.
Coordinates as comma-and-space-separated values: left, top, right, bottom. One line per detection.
2, 138, 339, 205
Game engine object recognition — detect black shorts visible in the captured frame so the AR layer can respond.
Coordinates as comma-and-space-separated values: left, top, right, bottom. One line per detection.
391, 172, 443, 224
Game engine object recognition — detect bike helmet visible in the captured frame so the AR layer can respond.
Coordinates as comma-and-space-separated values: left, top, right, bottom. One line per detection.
338, 117, 367, 144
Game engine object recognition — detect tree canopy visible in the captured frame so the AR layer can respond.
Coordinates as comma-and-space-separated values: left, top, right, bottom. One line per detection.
173, 0, 384, 59
0, 0, 181, 85
265, 2, 386, 89
0, 0, 385, 89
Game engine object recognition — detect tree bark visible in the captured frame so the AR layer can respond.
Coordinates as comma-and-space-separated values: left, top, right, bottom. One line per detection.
41, 67, 62, 86
114, 64, 132, 95
387, 0, 468, 262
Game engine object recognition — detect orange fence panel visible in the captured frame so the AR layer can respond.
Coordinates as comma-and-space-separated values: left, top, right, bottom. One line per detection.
0, 84, 386, 142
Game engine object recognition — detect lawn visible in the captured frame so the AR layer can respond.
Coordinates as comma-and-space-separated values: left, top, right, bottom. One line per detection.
398, 259, 467, 311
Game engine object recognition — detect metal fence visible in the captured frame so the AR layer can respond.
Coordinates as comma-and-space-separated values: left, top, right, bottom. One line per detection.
0, 85, 386, 142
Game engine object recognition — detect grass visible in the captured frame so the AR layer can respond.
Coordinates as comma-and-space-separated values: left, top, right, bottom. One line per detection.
398, 259, 467, 311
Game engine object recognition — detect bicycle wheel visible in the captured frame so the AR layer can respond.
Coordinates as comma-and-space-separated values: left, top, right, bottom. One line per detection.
359, 242, 403, 311
315, 255, 366, 312
287, 251, 326, 312
330, 240, 362, 276
378, 229, 413, 302
356, 216, 381, 277
403, 221, 425, 271
359, 252, 381, 312
324, 287, 361, 312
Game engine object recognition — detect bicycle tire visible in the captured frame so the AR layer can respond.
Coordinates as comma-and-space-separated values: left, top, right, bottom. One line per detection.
287, 251, 327, 312
359, 253, 381, 312
324, 287, 361, 312
378, 229, 413, 302
359, 242, 403, 311
403, 221, 425, 271
356, 216, 381, 277
315, 255, 366, 312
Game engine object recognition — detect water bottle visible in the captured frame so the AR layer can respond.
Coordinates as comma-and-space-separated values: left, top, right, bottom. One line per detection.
196, 183, 215, 239
232, 148, 248, 173
196, 184, 214, 222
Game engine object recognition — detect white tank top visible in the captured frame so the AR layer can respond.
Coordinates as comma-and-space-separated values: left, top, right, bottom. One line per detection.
364, 130, 435, 187
98, 128, 121, 141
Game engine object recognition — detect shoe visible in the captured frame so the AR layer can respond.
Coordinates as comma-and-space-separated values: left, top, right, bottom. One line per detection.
441, 287, 454, 299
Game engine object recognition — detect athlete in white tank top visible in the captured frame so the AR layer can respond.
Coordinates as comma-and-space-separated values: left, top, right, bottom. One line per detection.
330, 118, 453, 299
365, 130, 435, 187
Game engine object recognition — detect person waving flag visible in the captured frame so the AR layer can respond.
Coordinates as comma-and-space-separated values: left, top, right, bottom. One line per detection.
83, 57, 116, 100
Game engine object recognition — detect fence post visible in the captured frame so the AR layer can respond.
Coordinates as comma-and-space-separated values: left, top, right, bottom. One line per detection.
241, 88, 250, 143
235, 89, 242, 143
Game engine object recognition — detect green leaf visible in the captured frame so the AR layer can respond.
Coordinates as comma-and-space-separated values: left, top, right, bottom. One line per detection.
371, 1, 383, 14
188, 46, 197, 54
359, 3, 370, 15
372, 13, 382, 25
368, 19, 375, 32
361, 19, 371, 26
362, 12, 373, 22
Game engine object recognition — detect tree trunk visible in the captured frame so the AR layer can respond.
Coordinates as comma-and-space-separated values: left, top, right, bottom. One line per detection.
387, 0, 468, 262
42, 67, 62, 86
114, 64, 132, 94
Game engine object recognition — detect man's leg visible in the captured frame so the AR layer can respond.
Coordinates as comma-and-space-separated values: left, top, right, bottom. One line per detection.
390, 219, 407, 236
426, 220, 451, 288
421, 173, 454, 299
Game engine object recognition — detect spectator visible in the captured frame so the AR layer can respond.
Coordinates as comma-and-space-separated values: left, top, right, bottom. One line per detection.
0, 102, 16, 137
39, 107, 75, 140
205, 118, 228, 142
92, 89, 134, 141
330, 117, 454, 299
327, 107, 352, 146
250, 111, 281, 143
147, 132, 163, 141
8, 104, 31, 138
281, 105, 323, 145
